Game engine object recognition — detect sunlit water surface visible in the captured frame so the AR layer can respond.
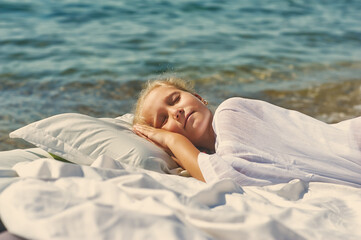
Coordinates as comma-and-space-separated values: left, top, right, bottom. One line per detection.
1, 0, 361, 150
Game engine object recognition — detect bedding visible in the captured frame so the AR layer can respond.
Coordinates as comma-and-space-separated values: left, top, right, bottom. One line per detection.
0, 148, 52, 178
9, 113, 179, 173
0, 148, 52, 234
1, 114, 361, 239
0, 156, 361, 239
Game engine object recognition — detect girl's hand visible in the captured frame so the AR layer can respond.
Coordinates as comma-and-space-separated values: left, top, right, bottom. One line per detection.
133, 124, 174, 155
133, 124, 205, 182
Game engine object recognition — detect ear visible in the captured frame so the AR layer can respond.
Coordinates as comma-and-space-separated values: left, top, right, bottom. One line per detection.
193, 93, 208, 105
193, 93, 202, 101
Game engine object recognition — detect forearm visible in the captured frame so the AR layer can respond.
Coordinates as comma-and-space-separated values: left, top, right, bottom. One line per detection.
167, 134, 205, 182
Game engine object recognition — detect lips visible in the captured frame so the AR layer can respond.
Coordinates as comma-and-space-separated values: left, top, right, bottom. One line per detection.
184, 111, 194, 129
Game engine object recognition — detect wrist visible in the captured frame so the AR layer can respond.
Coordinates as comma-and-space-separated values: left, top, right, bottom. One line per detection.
167, 132, 185, 147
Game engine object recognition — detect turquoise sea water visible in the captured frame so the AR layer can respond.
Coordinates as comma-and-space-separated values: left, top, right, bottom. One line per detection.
1, 0, 361, 150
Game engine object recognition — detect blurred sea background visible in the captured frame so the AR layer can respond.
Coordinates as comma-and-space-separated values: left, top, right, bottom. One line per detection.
1, 0, 361, 150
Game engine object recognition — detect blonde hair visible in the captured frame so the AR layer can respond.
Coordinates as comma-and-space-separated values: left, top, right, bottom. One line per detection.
133, 77, 195, 125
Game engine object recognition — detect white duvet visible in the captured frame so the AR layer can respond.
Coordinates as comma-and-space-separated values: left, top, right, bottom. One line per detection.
1, 155, 361, 240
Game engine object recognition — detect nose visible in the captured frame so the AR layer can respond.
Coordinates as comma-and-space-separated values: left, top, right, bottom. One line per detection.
172, 108, 184, 121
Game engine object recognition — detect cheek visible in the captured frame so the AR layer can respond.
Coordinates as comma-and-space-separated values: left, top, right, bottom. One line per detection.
164, 121, 183, 134
193, 111, 212, 134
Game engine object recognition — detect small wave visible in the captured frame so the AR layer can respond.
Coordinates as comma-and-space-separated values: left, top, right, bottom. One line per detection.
0, 2, 35, 14
0, 37, 65, 48
180, 2, 223, 12
262, 80, 361, 123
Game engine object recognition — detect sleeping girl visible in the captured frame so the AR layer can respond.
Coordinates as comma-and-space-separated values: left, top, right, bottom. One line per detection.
132, 78, 361, 187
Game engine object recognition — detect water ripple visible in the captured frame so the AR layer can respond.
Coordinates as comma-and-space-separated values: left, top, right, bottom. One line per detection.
1, 0, 361, 150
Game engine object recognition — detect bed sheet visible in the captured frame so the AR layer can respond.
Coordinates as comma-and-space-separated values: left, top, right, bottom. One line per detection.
0, 155, 360, 240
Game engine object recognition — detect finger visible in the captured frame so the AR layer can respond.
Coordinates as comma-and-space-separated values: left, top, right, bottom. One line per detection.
134, 128, 171, 154
133, 125, 145, 135
133, 125, 172, 152
134, 129, 153, 141
133, 129, 146, 138
133, 124, 153, 134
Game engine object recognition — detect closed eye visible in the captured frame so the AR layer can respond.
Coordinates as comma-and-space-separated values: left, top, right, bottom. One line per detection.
171, 93, 180, 105
175, 95, 180, 103
161, 115, 168, 127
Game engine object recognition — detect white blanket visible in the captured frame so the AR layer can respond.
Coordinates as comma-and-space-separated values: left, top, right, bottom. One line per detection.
1, 156, 361, 240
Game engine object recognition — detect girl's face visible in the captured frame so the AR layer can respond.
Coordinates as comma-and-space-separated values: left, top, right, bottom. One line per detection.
140, 85, 214, 148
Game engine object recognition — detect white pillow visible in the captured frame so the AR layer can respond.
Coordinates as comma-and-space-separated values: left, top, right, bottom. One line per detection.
9, 113, 179, 173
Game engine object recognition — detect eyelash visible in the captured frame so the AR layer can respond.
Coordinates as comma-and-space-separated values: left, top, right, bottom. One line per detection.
161, 116, 168, 126
161, 94, 180, 127
172, 94, 180, 105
